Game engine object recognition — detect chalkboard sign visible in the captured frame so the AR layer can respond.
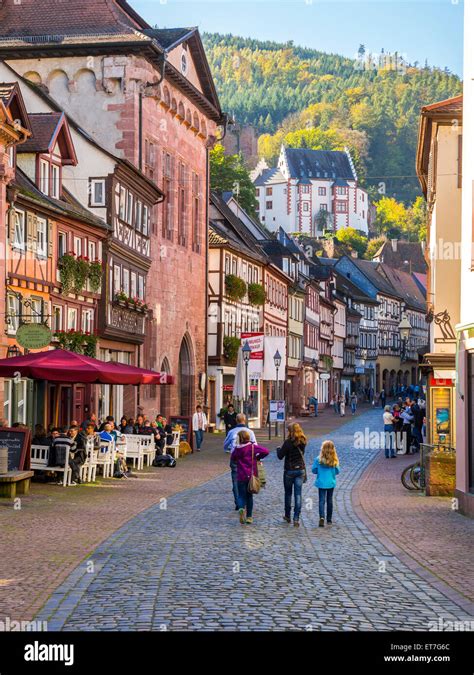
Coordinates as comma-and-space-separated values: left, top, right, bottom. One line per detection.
169, 416, 193, 450
0, 427, 31, 472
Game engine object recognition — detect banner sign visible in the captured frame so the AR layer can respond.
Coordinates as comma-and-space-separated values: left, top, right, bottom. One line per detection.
241, 332, 264, 380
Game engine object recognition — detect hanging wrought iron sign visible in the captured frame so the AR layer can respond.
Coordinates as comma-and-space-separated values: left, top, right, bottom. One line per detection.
15, 323, 52, 350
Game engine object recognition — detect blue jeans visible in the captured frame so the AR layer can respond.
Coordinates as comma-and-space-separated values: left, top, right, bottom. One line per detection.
284, 470, 304, 521
237, 480, 253, 517
318, 488, 334, 521
230, 459, 239, 508
412, 426, 422, 450
194, 429, 204, 450
384, 424, 396, 457
351, 402, 357, 414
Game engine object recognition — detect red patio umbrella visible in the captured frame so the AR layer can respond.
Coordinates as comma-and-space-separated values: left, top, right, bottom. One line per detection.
0, 349, 174, 385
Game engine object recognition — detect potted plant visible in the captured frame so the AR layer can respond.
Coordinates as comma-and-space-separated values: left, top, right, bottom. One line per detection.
225, 274, 246, 302
248, 282, 266, 306
88, 259, 102, 294
223, 335, 241, 364
115, 290, 128, 305
73, 255, 90, 294
58, 251, 77, 295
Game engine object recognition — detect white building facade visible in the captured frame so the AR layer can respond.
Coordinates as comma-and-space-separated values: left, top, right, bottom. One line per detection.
254, 145, 369, 236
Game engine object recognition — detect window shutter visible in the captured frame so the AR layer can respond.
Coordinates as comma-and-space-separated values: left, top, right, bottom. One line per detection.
48, 220, 53, 257
26, 213, 36, 253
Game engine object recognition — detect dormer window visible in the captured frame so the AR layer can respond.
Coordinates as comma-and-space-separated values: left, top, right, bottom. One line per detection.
17, 112, 78, 199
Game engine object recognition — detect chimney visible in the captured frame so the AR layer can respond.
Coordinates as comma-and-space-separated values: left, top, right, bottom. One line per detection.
421, 241, 426, 253
391, 239, 398, 252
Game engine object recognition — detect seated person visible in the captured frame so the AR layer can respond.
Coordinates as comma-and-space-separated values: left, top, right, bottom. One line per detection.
100, 422, 114, 441
32, 423, 51, 446
50, 427, 75, 468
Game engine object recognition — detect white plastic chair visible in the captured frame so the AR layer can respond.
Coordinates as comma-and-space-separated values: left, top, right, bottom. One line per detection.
123, 435, 144, 470
166, 431, 181, 459
138, 434, 154, 466
95, 440, 114, 478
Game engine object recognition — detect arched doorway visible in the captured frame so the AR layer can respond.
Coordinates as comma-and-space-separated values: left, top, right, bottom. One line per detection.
178, 335, 194, 416
159, 357, 171, 418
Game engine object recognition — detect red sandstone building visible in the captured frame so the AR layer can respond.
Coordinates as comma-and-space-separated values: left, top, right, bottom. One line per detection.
0, 0, 225, 420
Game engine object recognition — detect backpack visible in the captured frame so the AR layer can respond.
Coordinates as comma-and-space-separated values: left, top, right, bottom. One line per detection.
152, 453, 177, 468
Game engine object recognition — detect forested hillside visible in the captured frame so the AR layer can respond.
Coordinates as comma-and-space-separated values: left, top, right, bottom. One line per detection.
203, 33, 462, 202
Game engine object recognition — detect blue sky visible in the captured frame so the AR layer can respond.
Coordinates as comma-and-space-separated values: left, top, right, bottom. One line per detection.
132, 0, 464, 76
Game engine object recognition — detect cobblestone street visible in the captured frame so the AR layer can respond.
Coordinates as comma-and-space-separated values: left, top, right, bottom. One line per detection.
36, 409, 473, 632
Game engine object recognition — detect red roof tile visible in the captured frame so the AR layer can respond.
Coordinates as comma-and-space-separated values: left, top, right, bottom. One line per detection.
17, 113, 63, 153
0, 0, 142, 38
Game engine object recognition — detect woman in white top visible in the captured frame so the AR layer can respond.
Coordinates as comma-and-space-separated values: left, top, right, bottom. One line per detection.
192, 405, 208, 452
383, 405, 396, 458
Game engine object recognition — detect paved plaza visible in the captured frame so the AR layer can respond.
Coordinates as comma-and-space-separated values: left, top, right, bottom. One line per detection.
34, 409, 473, 631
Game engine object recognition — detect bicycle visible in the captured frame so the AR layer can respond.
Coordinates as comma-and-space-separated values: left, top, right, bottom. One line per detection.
401, 462, 422, 491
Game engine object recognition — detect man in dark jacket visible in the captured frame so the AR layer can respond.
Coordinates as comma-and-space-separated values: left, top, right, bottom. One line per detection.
69, 424, 97, 483
223, 404, 237, 435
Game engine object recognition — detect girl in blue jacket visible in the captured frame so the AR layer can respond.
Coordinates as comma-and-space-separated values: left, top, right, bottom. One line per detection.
312, 440, 340, 527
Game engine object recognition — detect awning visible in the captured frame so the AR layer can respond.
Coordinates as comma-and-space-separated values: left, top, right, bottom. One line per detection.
0, 349, 173, 385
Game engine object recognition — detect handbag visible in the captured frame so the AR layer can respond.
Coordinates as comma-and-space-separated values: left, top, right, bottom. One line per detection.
248, 444, 261, 494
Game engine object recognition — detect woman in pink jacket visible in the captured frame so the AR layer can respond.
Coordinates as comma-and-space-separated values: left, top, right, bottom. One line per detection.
232, 430, 269, 524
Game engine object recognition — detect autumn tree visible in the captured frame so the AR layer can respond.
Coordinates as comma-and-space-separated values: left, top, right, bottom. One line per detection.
209, 144, 258, 214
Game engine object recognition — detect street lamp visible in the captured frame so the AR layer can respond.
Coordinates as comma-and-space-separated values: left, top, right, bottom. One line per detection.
274, 349, 282, 398
398, 314, 412, 363
242, 340, 251, 412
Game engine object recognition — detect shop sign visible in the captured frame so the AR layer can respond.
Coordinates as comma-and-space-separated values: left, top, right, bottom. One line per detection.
241, 332, 264, 379
16, 323, 52, 350
430, 377, 454, 387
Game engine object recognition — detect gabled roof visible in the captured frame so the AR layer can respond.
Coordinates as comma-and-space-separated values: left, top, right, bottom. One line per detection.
376, 264, 426, 312
0, 0, 145, 38
253, 167, 286, 187
283, 147, 355, 182
337, 256, 400, 299
421, 95, 463, 116
17, 112, 77, 164
14, 167, 111, 231
0, 81, 31, 133
143, 27, 195, 50
371, 240, 427, 274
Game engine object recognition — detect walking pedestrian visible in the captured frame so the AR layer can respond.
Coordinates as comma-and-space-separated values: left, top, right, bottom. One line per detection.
277, 423, 307, 528
224, 413, 256, 509
383, 405, 396, 458
380, 389, 386, 408
339, 396, 346, 417
350, 392, 357, 415
312, 440, 340, 527
232, 430, 269, 525
192, 404, 208, 451
400, 403, 414, 454
308, 395, 318, 417
223, 404, 237, 435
